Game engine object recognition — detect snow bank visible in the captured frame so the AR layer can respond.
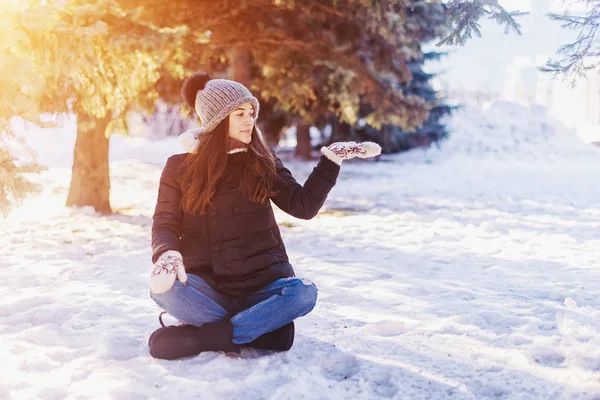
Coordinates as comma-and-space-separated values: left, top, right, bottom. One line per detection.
429, 101, 599, 163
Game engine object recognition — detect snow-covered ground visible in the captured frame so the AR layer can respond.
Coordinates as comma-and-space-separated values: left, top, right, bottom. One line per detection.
2, 102, 600, 399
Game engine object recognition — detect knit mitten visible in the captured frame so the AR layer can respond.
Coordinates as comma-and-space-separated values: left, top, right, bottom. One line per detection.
150, 250, 188, 294
320, 141, 381, 166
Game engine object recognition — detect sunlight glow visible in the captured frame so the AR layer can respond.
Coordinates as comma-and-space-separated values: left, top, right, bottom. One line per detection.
0, 0, 20, 9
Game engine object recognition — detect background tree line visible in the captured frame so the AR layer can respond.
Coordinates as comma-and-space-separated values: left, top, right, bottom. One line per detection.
1, 0, 597, 215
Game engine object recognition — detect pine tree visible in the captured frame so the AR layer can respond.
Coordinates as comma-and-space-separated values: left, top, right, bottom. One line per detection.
403, 52, 454, 148
355, 52, 454, 153
4, 0, 186, 214
118, 0, 441, 159
326, 1, 452, 153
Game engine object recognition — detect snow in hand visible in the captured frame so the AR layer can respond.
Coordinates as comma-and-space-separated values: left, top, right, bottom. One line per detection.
2, 102, 600, 399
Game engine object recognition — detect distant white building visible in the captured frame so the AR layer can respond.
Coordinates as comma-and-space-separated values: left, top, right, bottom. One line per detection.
502, 55, 600, 140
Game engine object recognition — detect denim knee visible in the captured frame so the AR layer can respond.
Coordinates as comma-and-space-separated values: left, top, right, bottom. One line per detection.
149, 280, 183, 308
283, 279, 318, 315
149, 289, 166, 309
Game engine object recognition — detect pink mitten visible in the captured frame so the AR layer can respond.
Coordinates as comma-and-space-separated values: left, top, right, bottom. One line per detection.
320, 141, 382, 166
150, 250, 188, 294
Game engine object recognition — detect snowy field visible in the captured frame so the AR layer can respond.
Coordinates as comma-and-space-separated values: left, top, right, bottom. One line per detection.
2, 102, 600, 399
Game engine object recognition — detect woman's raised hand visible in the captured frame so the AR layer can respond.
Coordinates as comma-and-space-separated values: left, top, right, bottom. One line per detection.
321, 141, 382, 165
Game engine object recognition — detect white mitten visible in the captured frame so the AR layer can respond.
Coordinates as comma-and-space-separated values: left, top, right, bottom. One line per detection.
150, 250, 188, 294
320, 141, 382, 166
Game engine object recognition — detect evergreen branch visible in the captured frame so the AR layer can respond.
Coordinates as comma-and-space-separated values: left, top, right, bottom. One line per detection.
0, 122, 45, 217
436, 0, 527, 46
539, 3, 600, 82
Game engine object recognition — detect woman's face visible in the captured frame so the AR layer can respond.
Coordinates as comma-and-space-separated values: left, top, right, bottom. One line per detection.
228, 102, 255, 145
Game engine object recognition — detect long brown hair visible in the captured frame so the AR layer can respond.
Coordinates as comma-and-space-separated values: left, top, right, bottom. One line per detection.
180, 118, 278, 216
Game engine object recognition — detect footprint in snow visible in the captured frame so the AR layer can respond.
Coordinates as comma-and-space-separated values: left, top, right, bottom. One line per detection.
320, 352, 361, 381
363, 367, 399, 398
529, 345, 565, 367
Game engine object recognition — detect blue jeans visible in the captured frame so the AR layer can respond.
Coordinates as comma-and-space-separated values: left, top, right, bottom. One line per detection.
150, 274, 318, 344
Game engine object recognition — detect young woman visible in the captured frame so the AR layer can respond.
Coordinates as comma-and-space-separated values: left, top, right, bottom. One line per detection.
148, 73, 380, 360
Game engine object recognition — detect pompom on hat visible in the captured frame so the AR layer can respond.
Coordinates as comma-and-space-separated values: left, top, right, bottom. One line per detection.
181, 73, 260, 135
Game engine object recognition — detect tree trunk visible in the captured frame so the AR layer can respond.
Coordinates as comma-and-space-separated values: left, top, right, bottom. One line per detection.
66, 112, 111, 214
295, 122, 312, 160
230, 47, 252, 87
382, 125, 392, 154
337, 121, 352, 142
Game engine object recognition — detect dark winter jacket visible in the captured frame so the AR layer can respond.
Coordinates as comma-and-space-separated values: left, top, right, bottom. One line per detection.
151, 151, 340, 296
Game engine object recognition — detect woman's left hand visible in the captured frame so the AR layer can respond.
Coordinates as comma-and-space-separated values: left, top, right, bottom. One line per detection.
321, 141, 381, 165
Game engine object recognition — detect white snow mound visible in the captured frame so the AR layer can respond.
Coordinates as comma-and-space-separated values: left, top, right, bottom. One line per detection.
433, 101, 599, 162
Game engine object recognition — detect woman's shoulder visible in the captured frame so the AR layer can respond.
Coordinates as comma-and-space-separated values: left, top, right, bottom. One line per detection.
162, 153, 188, 179
269, 150, 285, 168
166, 153, 188, 166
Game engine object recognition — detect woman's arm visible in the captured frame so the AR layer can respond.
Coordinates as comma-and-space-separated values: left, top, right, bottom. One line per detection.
269, 142, 381, 220
151, 155, 185, 263
270, 153, 341, 220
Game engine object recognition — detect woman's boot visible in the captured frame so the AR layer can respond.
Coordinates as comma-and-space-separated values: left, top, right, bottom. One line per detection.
244, 322, 295, 351
149, 320, 241, 360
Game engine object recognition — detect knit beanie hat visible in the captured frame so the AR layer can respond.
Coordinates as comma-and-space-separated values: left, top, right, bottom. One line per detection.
181, 73, 260, 134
